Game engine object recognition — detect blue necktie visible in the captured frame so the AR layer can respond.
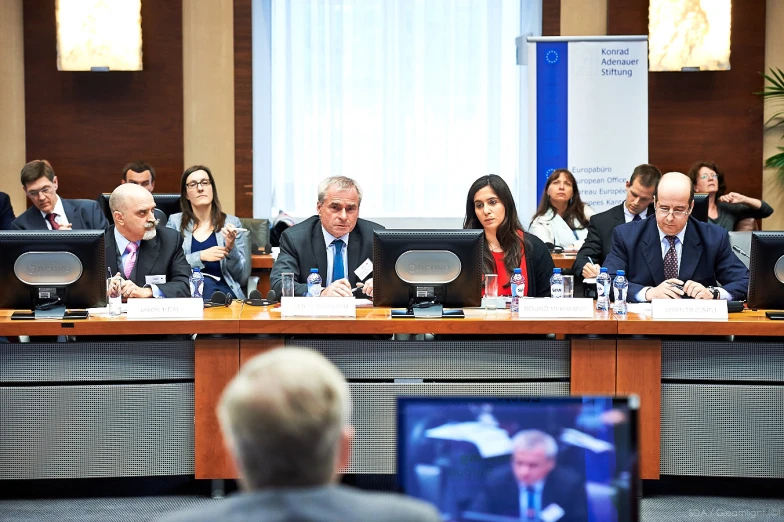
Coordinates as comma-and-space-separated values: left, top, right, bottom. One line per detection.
332, 239, 345, 282
633, 213, 642, 222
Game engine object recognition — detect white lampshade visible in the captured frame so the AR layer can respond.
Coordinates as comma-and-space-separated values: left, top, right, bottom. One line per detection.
649, 0, 731, 72
56, 0, 143, 71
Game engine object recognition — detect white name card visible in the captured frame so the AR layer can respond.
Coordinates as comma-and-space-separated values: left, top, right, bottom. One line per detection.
651, 299, 728, 320
281, 296, 357, 318
126, 298, 204, 319
518, 298, 595, 318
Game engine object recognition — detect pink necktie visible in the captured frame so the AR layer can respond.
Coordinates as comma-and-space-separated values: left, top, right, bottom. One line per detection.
123, 242, 139, 278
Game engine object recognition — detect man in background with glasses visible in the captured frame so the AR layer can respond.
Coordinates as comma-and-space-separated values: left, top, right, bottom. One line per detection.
603, 172, 748, 302
12, 159, 109, 231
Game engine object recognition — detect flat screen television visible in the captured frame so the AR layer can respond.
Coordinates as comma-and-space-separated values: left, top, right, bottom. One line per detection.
373, 229, 483, 317
0, 230, 107, 318
691, 193, 709, 222
98, 193, 181, 225
398, 396, 639, 522
747, 231, 784, 309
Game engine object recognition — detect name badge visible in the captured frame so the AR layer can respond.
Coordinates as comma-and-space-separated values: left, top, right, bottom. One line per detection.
127, 297, 204, 319
145, 275, 166, 285
518, 298, 595, 318
651, 299, 728, 320
281, 296, 357, 317
354, 258, 373, 280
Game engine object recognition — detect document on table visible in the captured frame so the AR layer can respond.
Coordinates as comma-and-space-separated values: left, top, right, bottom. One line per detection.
626, 303, 651, 316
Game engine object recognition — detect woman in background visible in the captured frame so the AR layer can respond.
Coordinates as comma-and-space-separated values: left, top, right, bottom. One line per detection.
528, 169, 595, 251
464, 174, 554, 297
167, 165, 251, 299
687, 160, 773, 231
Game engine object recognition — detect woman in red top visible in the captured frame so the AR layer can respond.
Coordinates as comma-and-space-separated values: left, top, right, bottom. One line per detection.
464, 175, 554, 297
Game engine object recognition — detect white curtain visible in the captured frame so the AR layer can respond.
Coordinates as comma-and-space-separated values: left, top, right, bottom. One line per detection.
270, 0, 536, 220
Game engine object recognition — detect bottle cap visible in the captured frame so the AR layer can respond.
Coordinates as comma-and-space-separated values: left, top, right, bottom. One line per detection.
616, 269, 625, 276
193, 268, 200, 272
310, 268, 319, 273
513, 268, 522, 273
553, 267, 562, 274
600, 267, 608, 273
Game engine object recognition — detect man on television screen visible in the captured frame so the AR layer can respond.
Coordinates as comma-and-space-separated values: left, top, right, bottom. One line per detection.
474, 430, 589, 521
13, 159, 109, 231
121, 160, 168, 224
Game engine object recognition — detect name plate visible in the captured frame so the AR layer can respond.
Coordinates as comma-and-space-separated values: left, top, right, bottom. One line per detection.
518, 298, 595, 318
651, 299, 728, 320
127, 298, 204, 319
281, 296, 357, 318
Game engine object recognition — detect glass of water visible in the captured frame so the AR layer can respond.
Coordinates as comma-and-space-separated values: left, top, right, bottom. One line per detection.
484, 274, 499, 310
562, 275, 574, 298
106, 274, 123, 316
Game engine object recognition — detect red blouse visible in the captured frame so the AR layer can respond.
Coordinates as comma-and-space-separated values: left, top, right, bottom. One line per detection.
490, 250, 529, 297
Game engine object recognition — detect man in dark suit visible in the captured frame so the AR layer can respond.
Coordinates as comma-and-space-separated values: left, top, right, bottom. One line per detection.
158, 347, 440, 522
120, 160, 168, 224
105, 183, 190, 298
0, 191, 15, 230
574, 164, 661, 282
603, 172, 749, 302
12, 160, 108, 231
270, 176, 384, 298
473, 430, 589, 522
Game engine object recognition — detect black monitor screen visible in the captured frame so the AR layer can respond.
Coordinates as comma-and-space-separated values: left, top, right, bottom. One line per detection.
98, 193, 181, 224
398, 396, 639, 522
691, 193, 709, 222
748, 231, 784, 309
0, 230, 107, 310
373, 229, 483, 310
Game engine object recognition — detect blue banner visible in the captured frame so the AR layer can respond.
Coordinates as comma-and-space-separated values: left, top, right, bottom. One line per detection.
535, 42, 568, 200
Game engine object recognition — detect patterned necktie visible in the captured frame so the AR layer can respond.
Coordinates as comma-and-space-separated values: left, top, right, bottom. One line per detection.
45, 213, 60, 230
123, 242, 139, 279
633, 213, 642, 222
664, 235, 678, 280
332, 239, 345, 282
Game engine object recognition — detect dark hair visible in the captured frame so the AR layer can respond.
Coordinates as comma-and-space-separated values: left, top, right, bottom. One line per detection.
531, 169, 590, 230
687, 161, 726, 199
122, 161, 156, 183
463, 174, 526, 276
629, 164, 662, 188
20, 159, 55, 187
179, 165, 226, 234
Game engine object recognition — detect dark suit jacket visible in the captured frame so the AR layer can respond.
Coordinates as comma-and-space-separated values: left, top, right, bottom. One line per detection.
523, 233, 556, 297
13, 198, 109, 231
105, 226, 191, 298
270, 216, 385, 298
574, 203, 625, 280
0, 192, 15, 230
603, 216, 749, 302
473, 465, 589, 522
157, 484, 440, 522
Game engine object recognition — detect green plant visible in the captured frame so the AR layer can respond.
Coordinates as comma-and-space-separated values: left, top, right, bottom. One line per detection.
758, 67, 784, 180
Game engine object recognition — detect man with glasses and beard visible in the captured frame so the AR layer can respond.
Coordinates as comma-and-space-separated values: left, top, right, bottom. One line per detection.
603, 172, 748, 302
106, 183, 191, 298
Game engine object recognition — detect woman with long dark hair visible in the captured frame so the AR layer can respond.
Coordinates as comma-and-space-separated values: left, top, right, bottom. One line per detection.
528, 169, 595, 251
167, 165, 251, 299
464, 174, 554, 297
686, 160, 773, 231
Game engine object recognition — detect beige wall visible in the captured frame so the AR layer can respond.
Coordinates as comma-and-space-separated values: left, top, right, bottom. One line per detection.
561, 0, 607, 36
0, 0, 26, 216
762, 0, 784, 230
182, 0, 236, 214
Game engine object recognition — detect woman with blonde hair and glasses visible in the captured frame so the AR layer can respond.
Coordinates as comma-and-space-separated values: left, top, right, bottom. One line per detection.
167, 165, 251, 300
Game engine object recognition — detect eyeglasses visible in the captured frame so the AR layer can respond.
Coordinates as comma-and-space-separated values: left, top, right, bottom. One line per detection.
27, 186, 53, 198
699, 173, 718, 180
186, 179, 212, 189
655, 207, 690, 217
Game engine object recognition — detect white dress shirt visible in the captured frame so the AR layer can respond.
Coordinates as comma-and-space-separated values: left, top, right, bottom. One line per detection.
623, 205, 649, 223
321, 226, 350, 286
39, 196, 69, 229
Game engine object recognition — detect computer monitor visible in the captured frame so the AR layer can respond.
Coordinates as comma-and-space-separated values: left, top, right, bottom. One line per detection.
0, 230, 107, 319
373, 229, 484, 317
98, 193, 181, 224
691, 193, 709, 222
747, 231, 784, 309
398, 396, 639, 522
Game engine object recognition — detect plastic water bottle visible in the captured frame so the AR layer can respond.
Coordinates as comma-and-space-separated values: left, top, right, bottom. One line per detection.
510, 268, 526, 313
550, 267, 564, 298
190, 268, 204, 299
596, 267, 611, 311
613, 270, 628, 315
306, 268, 323, 297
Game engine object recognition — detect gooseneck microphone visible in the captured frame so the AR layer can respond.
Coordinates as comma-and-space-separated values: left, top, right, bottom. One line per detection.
732, 245, 750, 259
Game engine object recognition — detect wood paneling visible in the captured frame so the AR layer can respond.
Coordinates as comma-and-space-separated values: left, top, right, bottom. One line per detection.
234, 0, 254, 218
608, 0, 766, 201
561, 0, 607, 36
542, 0, 561, 37
570, 338, 616, 394
23, 0, 184, 198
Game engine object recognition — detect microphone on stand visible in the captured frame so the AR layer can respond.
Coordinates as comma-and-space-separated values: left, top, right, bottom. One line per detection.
732, 245, 750, 259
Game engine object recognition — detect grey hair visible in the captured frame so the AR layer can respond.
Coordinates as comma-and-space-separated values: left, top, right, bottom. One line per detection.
217, 347, 352, 489
317, 176, 363, 205
511, 429, 558, 459
109, 182, 147, 213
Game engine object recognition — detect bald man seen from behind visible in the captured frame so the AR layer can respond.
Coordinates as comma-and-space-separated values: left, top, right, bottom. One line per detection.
603, 171, 749, 302
106, 183, 191, 299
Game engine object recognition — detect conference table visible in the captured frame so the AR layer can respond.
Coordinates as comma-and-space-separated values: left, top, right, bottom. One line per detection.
2, 304, 783, 483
